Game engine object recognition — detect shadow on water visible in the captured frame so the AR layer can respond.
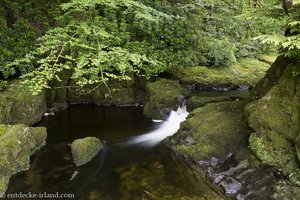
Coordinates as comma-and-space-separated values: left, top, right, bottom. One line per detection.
6, 105, 224, 200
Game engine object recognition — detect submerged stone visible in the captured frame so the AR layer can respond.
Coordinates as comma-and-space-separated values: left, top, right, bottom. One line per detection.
0, 124, 47, 195
71, 137, 103, 167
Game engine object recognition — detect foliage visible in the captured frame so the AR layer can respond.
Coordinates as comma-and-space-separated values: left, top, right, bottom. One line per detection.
9, 0, 174, 94
254, 2, 300, 75
0, 0, 63, 79
0, 18, 37, 78
0, 0, 292, 94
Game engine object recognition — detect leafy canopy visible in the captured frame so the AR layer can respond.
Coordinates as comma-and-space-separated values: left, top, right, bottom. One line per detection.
11, 0, 175, 94
0, 0, 292, 94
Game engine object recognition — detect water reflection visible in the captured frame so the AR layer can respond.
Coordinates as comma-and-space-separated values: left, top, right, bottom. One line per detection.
7, 105, 224, 200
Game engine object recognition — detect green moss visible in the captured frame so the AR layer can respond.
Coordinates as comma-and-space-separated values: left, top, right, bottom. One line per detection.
296, 136, 300, 163
0, 176, 9, 197
167, 58, 270, 88
0, 80, 47, 125
167, 101, 252, 161
71, 137, 103, 167
0, 80, 7, 92
0, 124, 47, 195
31, 127, 47, 152
0, 125, 8, 137
249, 132, 297, 170
187, 94, 248, 110
245, 63, 300, 185
143, 78, 186, 119
258, 54, 277, 64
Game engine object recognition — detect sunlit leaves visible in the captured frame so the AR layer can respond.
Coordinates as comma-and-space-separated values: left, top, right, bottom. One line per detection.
10, 0, 170, 94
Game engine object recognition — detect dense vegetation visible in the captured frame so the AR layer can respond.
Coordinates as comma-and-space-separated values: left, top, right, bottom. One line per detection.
0, 0, 299, 93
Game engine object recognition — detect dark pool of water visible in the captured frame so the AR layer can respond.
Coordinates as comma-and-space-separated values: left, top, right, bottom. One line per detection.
6, 105, 223, 199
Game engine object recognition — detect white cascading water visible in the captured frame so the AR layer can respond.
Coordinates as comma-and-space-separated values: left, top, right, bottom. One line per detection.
127, 102, 189, 146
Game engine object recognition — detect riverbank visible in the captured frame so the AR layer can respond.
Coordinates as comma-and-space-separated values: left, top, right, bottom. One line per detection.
2, 56, 293, 199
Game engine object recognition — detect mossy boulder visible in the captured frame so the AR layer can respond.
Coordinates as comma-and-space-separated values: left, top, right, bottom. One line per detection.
251, 56, 290, 99
187, 94, 247, 111
249, 132, 298, 177
0, 81, 47, 125
0, 124, 47, 195
166, 100, 252, 161
257, 54, 277, 65
71, 137, 103, 167
245, 62, 300, 185
68, 79, 139, 106
143, 78, 186, 119
167, 58, 270, 89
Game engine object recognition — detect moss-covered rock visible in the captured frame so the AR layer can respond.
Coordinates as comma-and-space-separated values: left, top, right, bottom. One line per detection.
296, 135, 300, 163
46, 70, 71, 112
257, 54, 277, 65
249, 132, 298, 175
0, 81, 47, 125
245, 62, 300, 185
68, 79, 139, 106
251, 56, 290, 99
143, 78, 186, 119
0, 124, 47, 195
71, 137, 103, 167
167, 58, 270, 89
187, 95, 247, 111
166, 101, 252, 161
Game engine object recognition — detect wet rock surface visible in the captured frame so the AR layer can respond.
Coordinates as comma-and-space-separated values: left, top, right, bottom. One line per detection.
198, 154, 278, 199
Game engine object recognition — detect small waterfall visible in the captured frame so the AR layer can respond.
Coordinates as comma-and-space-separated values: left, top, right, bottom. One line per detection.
127, 101, 189, 146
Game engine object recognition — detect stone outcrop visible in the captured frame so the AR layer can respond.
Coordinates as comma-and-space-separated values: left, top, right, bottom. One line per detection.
167, 58, 270, 90
187, 92, 248, 111
166, 100, 252, 161
71, 137, 103, 167
46, 70, 71, 112
143, 78, 186, 119
68, 79, 140, 106
0, 81, 47, 126
0, 124, 47, 195
245, 57, 300, 185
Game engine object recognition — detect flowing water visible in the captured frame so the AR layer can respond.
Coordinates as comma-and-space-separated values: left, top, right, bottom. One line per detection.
6, 105, 223, 200
127, 102, 189, 146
